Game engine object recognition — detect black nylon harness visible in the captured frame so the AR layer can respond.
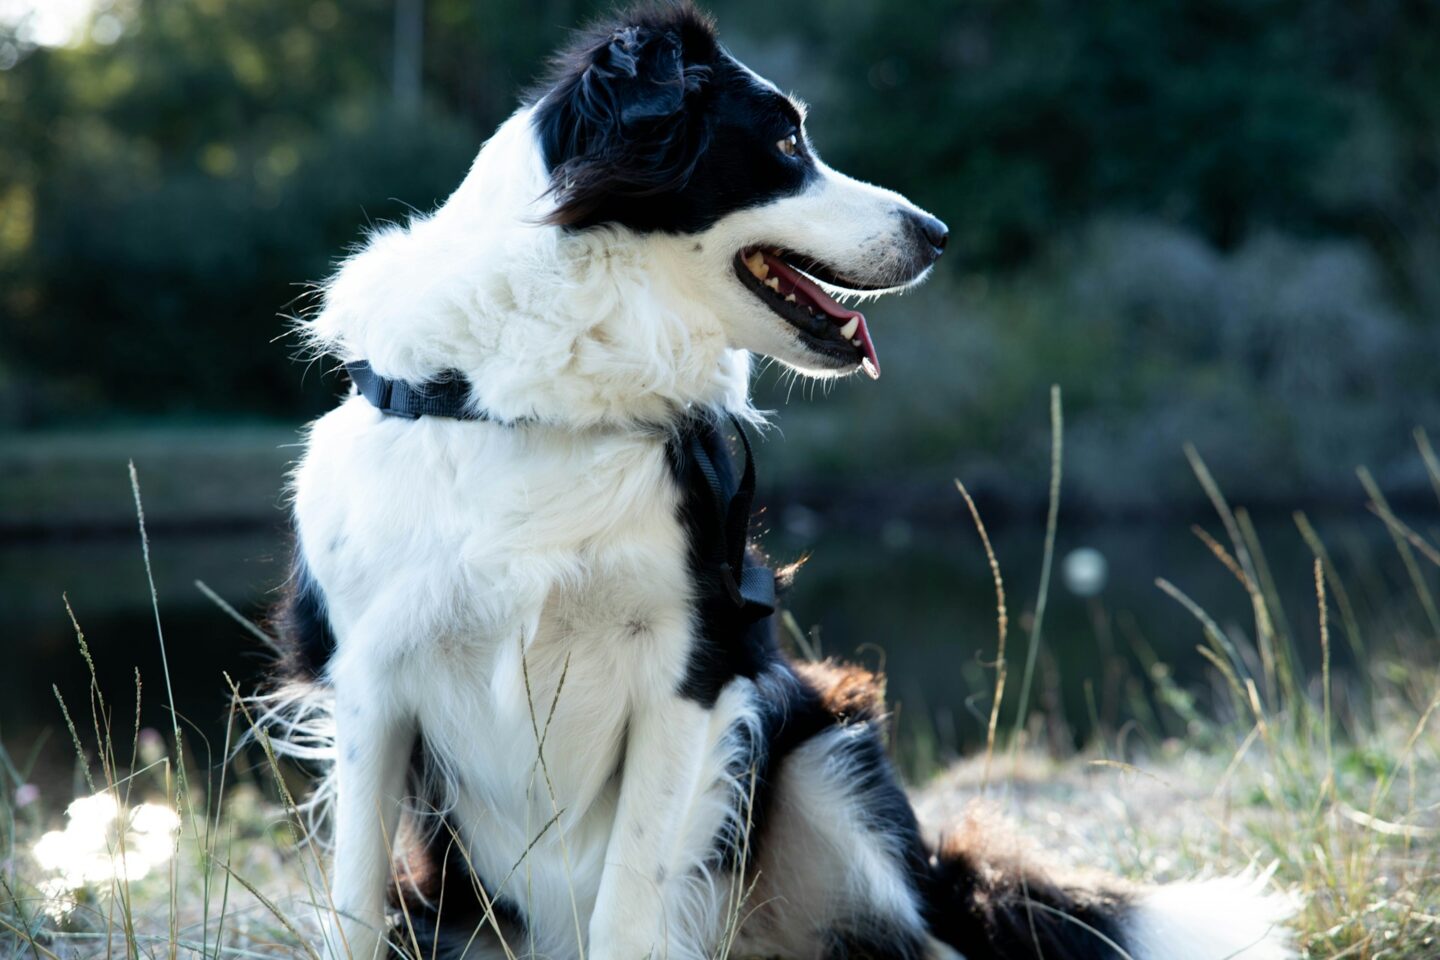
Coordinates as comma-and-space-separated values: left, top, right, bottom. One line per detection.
345, 360, 775, 624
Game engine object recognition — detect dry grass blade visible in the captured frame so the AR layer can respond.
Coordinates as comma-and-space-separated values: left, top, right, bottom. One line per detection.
1155, 577, 1246, 684
128, 462, 184, 764
779, 610, 820, 662
519, 641, 586, 960
1358, 465, 1440, 639
1336, 804, 1439, 840
222, 672, 345, 955
1362, 503, 1440, 569
215, 862, 322, 960
1184, 446, 1272, 637
0, 915, 63, 960
1013, 384, 1063, 740
1294, 511, 1365, 661
1191, 524, 1248, 587
445, 822, 521, 960
195, 580, 277, 646
956, 478, 1007, 789
1315, 558, 1334, 790
1016, 900, 1137, 960
1416, 428, 1440, 509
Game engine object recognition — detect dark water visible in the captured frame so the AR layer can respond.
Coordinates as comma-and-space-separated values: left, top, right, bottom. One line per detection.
1, 506, 1421, 788
1, 527, 288, 790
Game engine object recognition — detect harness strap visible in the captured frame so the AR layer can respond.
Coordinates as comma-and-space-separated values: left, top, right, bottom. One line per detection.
346, 360, 775, 623
688, 415, 775, 622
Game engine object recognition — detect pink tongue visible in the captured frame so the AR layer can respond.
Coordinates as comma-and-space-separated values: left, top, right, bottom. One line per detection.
761, 252, 880, 379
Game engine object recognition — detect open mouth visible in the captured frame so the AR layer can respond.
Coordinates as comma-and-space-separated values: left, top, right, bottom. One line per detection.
733, 248, 881, 379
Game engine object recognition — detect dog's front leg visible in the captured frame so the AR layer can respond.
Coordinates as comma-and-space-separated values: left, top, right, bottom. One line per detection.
325, 660, 415, 960
588, 694, 711, 960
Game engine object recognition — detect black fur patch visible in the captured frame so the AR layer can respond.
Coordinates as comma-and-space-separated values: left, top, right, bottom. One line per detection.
666, 415, 931, 910
388, 739, 527, 960
823, 922, 929, 960
532, 2, 817, 233
707, 660, 931, 886
826, 723, 932, 880
669, 416, 777, 708
388, 818, 527, 960
925, 822, 1135, 960
272, 540, 337, 681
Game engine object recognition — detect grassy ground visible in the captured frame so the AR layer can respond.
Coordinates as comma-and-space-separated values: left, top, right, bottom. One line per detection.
2, 418, 1438, 958
912, 677, 1439, 959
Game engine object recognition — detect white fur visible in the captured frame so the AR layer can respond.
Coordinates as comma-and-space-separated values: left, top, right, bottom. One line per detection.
1126, 877, 1297, 960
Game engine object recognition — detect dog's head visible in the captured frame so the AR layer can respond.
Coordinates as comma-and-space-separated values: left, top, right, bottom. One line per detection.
531, 3, 946, 381
313, 4, 946, 424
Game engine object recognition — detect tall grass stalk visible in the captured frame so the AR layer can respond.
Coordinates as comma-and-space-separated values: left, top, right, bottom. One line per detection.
1012, 385, 1063, 742
955, 478, 1008, 790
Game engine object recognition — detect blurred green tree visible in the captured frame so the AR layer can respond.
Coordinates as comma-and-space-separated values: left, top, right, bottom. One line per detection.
0, 0, 1435, 505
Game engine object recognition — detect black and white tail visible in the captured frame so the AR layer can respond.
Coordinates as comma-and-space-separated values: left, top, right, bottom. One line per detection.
924, 812, 1295, 960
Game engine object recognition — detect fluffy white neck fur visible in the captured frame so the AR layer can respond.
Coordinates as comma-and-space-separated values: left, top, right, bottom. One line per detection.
305, 110, 754, 428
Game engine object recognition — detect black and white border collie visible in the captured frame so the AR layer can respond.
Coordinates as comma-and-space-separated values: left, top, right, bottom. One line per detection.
263, 5, 1294, 959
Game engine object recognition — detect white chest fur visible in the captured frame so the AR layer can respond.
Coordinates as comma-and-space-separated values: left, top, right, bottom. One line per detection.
292, 397, 707, 945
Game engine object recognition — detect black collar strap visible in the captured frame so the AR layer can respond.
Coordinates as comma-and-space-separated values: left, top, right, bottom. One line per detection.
346, 359, 775, 623
346, 360, 489, 421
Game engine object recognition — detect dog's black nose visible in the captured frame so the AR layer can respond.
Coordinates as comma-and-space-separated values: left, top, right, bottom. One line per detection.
902, 210, 949, 271
916, 213, 948, 255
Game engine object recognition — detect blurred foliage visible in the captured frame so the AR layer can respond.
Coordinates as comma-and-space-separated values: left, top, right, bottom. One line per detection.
0, 0, 1437, 506
762, 219, 1439, 512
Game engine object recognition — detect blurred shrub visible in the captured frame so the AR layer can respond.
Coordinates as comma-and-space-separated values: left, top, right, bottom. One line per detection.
1061, 221, 1436, 509
5, 97, 476, 422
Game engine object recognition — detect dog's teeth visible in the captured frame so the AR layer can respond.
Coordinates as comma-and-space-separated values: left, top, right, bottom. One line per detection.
838, 317, 859, 340
744, 250, 770, 280
785, 294, 797, 303
852, 338, 862, 346
765, 277, 780, 291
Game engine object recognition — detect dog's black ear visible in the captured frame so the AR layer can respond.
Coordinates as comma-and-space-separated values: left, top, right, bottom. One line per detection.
607, 26, 688, 127
534, 7, 717, 227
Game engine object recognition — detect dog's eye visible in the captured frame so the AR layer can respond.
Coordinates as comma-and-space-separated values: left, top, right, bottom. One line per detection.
776, 133, 799, 157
